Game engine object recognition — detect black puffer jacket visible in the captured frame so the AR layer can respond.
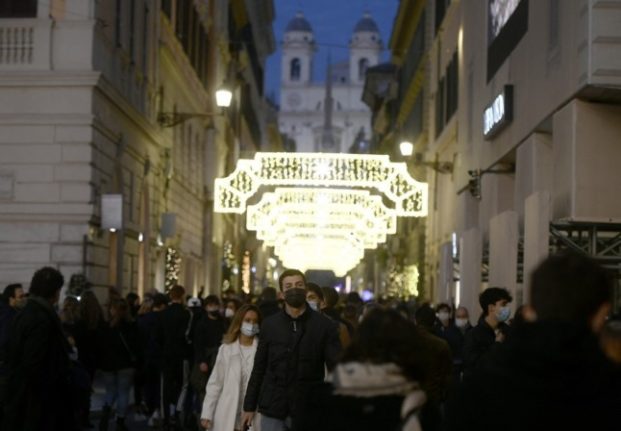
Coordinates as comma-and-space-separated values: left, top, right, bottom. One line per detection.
243, 307, 341, 424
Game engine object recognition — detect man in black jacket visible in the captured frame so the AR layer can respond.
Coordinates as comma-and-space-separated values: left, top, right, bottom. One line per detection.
158, 285, 192, 430
1, 267, 78, 431
242, 269, 341, 431
462, 286, 512, 377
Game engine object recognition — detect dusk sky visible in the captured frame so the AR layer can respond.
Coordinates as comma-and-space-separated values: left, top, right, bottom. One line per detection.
265, 0, 400, 102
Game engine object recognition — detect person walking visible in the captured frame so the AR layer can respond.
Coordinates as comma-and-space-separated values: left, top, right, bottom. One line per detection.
241, 269, 341, 431
1, 267, 78, 431
462, 287, 512, 377
0, 283, 25, 353
200, 304, 262, 431
137, 293, 168, 427
307, 308, 427, 431
98, 298, 141, 431
447, 252, 621, 431
158, 285, 193, 430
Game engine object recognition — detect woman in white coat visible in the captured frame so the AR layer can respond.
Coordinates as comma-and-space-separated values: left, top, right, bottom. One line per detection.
201, 304, 262, 431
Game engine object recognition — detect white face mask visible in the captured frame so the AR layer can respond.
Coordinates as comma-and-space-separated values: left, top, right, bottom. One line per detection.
225, 308, 235, 318
240, 322, 259, 337
455, 318, 469, 328
307, 300, 319, 311
437, 311, 450, 322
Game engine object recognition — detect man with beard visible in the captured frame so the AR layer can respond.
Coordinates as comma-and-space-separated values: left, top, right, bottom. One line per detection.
241, 269, 341, 431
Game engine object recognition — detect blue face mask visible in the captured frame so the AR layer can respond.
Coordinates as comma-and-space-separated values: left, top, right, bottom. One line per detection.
495, 306, 511, 322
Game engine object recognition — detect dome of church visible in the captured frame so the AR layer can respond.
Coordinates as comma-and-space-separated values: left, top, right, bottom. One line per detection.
354, 12, 379, 33
286, 12, 313, 33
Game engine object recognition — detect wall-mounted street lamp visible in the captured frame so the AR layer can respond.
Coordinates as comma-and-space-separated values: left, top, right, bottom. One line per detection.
156, 82, 233, 128
460, 164, 515, 199
399, 141, 414, 157
215, 83, 233, 108
399, 140, 453, 174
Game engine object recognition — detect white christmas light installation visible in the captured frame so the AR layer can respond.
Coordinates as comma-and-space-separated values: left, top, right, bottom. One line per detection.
215, 152, 428, 217
214, 152, 429, 275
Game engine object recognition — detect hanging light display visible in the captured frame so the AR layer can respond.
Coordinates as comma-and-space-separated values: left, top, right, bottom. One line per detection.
214, 152, 429, 276
215, 152, 428, 216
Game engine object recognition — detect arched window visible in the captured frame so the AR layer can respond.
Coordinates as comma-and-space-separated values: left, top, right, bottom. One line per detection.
358, 58, 369, 81
290, 58, 301, 81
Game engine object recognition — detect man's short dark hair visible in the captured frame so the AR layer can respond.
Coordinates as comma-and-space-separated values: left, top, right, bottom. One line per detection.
3, 283, 23, 302
479, 287, 512, 316
126, 292, 139, 305
29, 267, 64, 300
306, 282, 324, 301
321, 286, 339, 308
260, 287, 277, 301
153, 293, 169, 308
415, 304, 436, 328
530, 251, 612, 323
436, 303, 451, 313
204, 294, 220, 306
278, 269, 306, 291
169, 285, 185, 300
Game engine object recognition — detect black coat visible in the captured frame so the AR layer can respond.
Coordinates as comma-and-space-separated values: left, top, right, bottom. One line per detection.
157, 302, 192, 365
137, 310, 163, 369
462, 318, 509, 376
1, 297, 78, 431
243, 307, 341, 427
98, 320, 141, 372
447, 321, 621, 431
0, 302, 17, 361
192, 314, 226, 364
434, 323, 465, 365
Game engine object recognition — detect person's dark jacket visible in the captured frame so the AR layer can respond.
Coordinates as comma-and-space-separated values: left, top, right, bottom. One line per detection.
446, 321, 621, 431
258, 299, 281, 319
414, 327, 452, 404
243, 307, 341, 426
192, 313, 226, 365
138, 310, 163, 368
323, 306, 355, 337
98, 320, 141, 372
73, 317, 106, 376
462, 317, 509, 376
1, 297, 78, 431
0, 302, 17, 363
434, 322, 465, 366
157, 302, 192, 365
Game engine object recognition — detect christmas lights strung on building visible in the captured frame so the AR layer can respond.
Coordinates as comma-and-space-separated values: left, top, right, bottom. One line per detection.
165, 247, 181, 291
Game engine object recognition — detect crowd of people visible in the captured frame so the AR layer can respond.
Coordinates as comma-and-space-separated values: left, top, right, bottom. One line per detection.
0, 251, 620, 431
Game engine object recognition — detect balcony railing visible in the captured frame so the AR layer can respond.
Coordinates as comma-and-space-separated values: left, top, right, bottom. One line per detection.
0, 18, 51, 70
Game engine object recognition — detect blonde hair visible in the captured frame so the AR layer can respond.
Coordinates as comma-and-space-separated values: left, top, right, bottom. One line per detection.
222, 304, 261, 344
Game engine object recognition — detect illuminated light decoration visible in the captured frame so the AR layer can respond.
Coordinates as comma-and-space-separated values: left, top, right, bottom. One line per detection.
165, 247, 181, 291
247, 188, 397, 237
403, 264, 420, 297
274, 234, 366, 276
214, 152, 428, 217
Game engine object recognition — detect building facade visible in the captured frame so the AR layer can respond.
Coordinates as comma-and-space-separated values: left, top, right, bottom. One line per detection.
378, 0, 621, 312
279, 12, 381, 153
0, 0, 274, 298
